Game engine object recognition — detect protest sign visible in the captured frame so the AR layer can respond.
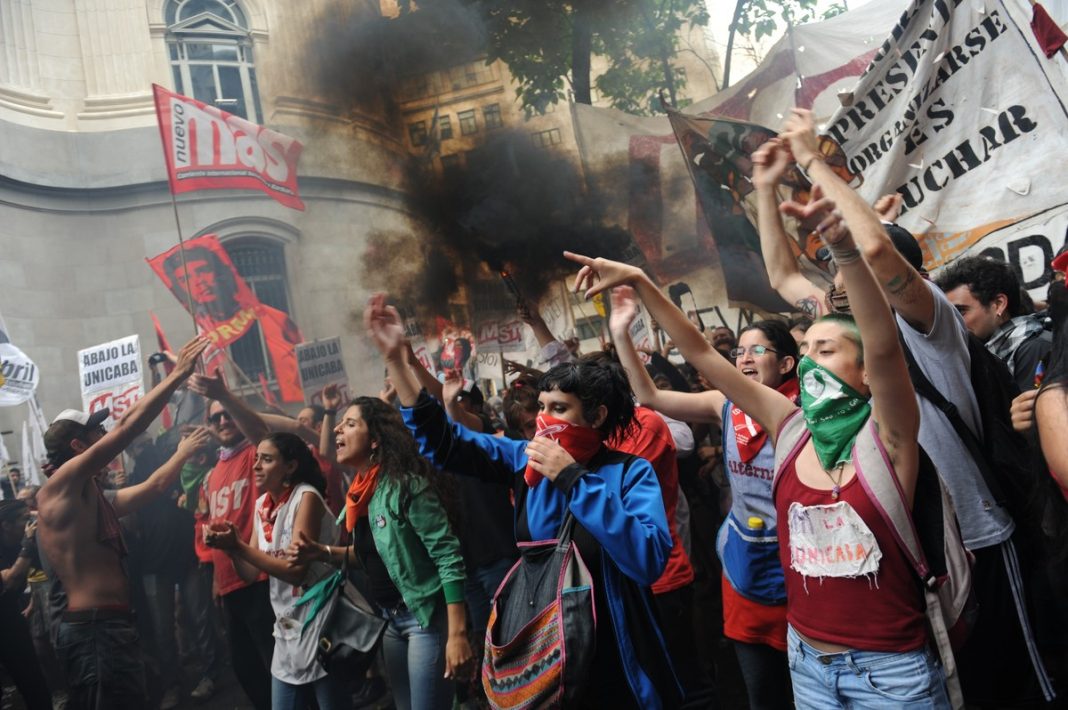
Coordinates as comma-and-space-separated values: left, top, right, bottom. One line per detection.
295, 338, 350, 406
476, 318, 527, 354
0, 343, 39, 407
822, 0, 1068, 296
153, 84, 305, 210
78, 335, 144, 430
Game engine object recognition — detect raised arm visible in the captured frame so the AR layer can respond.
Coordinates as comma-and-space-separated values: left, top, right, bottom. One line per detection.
442, 372, 485, 432
782, 109, 934, 331
753, 138, 829, 318
188, 373, 269, 445
608, 286, 725, 424
565, 253, 796, 438
112, 427, 213, 518
259, 413, 319, 446
365, 294, 526, 483
782, 195, 920, 501
405, 341, 444, 403
319, 384, 343, 461
41, 337, 208, 502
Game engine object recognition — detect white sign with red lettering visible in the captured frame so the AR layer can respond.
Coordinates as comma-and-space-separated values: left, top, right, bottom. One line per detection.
78, 335, 144, 430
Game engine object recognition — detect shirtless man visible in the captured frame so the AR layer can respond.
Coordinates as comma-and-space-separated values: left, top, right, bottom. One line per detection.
36, 336, 209, 709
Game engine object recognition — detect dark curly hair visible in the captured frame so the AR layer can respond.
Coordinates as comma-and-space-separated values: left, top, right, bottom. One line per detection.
935, 255, 1023, 317
348, 397, 459, 531
261, 432, 326, 497
738, 320, 800, 381
538, 357, 636, 441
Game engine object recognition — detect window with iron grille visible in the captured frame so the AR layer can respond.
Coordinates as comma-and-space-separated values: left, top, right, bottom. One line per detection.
225, 239, 293, 382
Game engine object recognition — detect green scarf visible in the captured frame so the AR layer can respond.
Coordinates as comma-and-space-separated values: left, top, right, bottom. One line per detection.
179, 462, 212, 511
797, 356, 871, 470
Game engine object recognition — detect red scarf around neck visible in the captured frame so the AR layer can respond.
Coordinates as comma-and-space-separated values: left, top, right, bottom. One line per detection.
523, 414, 602, 487
345, 464, 382, 532
258, 486, 295, 543
731, 378, 800, 463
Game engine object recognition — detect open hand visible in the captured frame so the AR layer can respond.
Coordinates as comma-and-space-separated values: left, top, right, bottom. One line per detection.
173, 337, 210, 379
364, 293, 406, 361
188, 372, 229, 400
563, 252, 644, 299
609, 286, 640, 335
176, 426, 212, 460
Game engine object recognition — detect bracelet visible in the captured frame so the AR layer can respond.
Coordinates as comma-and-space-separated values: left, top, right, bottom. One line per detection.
827, 243, 862, 265
323, 409, 336, 417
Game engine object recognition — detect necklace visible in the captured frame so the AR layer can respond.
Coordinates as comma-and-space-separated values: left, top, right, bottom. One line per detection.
824, 462, 846, 500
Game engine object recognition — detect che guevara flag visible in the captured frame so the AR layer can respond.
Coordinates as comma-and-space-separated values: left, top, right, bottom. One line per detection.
146, 234, 305, 402
152, 84, 305, 211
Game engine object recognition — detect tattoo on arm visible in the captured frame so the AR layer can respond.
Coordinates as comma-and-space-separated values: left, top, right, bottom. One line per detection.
885, 269, 917, 297
795, 297, 823, 317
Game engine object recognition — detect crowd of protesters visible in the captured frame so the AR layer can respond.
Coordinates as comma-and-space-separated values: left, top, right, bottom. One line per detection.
3, 107, 1068, 710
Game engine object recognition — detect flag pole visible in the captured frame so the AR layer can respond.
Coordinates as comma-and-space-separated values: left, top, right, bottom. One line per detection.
168, 192, 201, 339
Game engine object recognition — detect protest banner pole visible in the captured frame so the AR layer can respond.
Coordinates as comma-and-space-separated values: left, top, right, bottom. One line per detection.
221, 349, 287, 415
167, 193, 200, 339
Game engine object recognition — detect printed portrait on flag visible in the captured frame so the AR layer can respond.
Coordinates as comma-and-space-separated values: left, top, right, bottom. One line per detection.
148, 235, 260, 347
147, 234, 306, 402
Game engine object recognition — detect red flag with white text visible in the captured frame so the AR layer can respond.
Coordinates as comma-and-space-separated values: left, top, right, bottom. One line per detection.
152, 84, 305, 211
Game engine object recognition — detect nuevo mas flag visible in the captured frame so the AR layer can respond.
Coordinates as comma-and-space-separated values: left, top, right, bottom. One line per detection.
152, 83, 305, 211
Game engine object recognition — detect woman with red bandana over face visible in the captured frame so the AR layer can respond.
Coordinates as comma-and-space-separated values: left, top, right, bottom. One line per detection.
364, 294, 681, 710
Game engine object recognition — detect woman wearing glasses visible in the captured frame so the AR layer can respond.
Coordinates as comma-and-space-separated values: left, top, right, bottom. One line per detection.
609, 293, 798, 710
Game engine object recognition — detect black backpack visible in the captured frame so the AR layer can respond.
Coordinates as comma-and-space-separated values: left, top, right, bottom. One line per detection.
901, 333, 1041, 539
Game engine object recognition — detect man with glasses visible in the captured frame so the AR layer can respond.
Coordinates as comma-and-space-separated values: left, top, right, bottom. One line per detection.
187, 371, 275, 710
37, 337, 210, 710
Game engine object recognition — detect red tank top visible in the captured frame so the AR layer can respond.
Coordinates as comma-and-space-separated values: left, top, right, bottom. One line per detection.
203, 443, 267, 595
775, 452, 926, 652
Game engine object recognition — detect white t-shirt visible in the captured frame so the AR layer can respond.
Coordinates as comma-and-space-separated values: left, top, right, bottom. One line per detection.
255, 483, 339, 685
897, 281, 1015, 549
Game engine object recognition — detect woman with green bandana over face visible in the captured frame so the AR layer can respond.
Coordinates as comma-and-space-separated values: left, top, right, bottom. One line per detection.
565, 147, 951, 707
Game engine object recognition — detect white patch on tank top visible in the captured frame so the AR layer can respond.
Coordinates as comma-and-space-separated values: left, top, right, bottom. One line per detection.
787, 501, 882, 587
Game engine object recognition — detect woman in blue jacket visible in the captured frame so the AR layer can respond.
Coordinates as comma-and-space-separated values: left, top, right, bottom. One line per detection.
365, 294, 682, 709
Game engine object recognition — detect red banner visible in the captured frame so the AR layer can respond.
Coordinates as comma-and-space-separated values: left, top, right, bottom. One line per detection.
147, 234, 305, 403
152, 84, 305, 211
147, 234, 261, 349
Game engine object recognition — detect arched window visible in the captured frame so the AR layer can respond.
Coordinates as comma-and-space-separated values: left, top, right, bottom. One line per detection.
225, 239, 293, 382
165, 0, 262, 122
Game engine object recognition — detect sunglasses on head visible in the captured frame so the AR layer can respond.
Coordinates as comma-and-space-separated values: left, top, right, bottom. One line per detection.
208, 411, 233, 425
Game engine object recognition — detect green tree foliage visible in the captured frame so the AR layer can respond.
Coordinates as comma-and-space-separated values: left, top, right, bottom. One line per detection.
722, 0, 848, 88
472, 0, 709, 116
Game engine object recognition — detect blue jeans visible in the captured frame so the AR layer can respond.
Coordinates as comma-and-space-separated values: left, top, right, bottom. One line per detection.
380, 606, 451, 710
464, 557, 515, 638
787, 625, 950, 708
270, 673, 347, 710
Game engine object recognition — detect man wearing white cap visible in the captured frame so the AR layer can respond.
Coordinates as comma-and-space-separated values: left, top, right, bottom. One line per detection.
36, 336, 209, 710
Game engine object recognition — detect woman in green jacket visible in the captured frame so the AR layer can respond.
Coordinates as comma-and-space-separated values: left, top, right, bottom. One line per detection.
290, 397, 473, 710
